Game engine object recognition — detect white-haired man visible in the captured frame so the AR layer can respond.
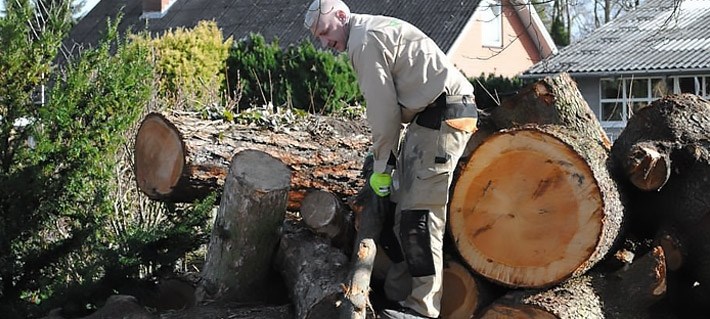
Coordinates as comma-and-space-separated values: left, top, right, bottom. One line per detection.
304, 1, 479, 318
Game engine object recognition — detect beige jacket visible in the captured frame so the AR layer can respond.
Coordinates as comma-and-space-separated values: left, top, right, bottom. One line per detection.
347, 13, 474, 173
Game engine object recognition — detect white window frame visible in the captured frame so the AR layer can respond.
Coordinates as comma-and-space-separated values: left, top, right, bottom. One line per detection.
599, 74, 710, 129
480, 0, 503, 48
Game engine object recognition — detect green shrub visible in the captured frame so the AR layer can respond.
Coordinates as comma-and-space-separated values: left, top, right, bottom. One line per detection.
225, 34, 362, 114
1, 6, 214, 317
134, 20, 233, 108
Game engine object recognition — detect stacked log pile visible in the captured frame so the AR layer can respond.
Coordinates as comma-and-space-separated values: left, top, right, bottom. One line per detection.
98, 73, 710, 319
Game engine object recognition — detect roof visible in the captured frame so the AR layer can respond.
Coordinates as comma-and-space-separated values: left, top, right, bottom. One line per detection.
66, 0, 481, 54
523, 0, 710, 78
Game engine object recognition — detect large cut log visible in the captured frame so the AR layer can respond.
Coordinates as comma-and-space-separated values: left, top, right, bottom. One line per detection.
610, 93, 710, 297
476, 246, 667, 319
134, 111, 369, 210
449, 125, 624, 288
195, 150, 291, 303
274, 219, 349, 319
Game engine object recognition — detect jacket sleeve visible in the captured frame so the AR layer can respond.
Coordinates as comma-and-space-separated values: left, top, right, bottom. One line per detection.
349, 34, 401, 173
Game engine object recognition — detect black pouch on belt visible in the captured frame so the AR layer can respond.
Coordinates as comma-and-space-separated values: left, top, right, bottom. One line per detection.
415, 94, 478, 132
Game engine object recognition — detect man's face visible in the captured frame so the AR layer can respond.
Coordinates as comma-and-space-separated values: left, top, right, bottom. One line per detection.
310, 10, 348, 52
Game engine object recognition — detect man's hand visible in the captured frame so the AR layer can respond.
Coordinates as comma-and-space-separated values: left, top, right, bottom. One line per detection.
369, 172, 392, 197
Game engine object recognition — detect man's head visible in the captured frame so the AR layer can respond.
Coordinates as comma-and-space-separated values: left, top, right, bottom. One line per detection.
304, 0, 350, 52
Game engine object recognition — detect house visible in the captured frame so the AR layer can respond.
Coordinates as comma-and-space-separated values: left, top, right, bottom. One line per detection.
65, 0, 556, 79
522, 0, 710, 141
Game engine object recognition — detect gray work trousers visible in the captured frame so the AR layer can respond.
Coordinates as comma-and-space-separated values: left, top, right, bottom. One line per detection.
386, 119, 472, 318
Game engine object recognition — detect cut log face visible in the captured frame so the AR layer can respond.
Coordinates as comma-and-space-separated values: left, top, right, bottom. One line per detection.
441, 260, 483, 319
135, 113, 188, 198
450, 126, 622, 288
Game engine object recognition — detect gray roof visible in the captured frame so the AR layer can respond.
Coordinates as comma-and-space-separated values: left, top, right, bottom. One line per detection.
523, 0, 710, 77
66, 0, 480, 54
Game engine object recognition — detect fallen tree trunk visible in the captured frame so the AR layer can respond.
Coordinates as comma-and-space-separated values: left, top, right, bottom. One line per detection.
274, 219, 349, 319
195, 150, 291, 303
133, 111, 369, 210
477, 246, 667, 319
450, 125, 625, 288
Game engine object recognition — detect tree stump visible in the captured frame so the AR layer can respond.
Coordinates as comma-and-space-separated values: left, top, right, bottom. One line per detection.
477, 246, 667, 319
133, 112, 369, 210
274, 219, 349, 319
450, 126, 624, 288
195, 150, 291, 303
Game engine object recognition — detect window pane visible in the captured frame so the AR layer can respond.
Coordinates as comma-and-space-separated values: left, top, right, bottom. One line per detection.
602, 102, 623, 121
629, 102, 648, 118
704, 77, 710, 97
651, 78, 672, 98
601, 79, 622, 99
678, 77, 699, 94
628, 79, 648, 98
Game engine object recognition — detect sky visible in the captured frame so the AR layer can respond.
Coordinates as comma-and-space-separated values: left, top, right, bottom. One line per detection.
0, 0, 101, 19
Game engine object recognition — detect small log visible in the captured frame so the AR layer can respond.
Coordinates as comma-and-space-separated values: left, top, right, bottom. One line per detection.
450, 126, 625, 288
134, 111, 369, 210
477, 246, 667, 319
300, 189, 355, 252
195, 150, 291, 303
339, 186, 385, 319
441, 258, 496, 319
338, 153, 396, 319
274, 219, 349, 319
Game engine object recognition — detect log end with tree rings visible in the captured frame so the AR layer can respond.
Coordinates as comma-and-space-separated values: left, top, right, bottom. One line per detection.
135, 113, 185, 199
449, 128, 605, 288
441, 259, 480, 319
477, 304, 556, 319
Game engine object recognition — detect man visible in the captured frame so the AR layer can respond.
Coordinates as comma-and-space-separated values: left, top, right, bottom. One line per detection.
304, 1, 478, 318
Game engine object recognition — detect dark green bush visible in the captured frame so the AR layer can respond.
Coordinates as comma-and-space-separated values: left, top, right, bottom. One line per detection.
470, 73, 527, 111
226, 33, 362, 114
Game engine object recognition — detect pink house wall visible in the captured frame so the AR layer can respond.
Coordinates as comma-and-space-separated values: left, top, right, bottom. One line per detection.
449, 0, 544, 78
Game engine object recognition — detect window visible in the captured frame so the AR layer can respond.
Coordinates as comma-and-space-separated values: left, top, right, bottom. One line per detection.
674, 76, 710, 99
480, 0, 502, 47
599, 75, 710, 128
599, 77, 672, 126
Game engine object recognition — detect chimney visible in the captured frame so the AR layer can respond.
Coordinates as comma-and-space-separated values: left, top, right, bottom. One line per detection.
142, 0, 175, 19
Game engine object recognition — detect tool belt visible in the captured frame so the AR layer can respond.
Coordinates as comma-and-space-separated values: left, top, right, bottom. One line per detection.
415, 93, 478, 131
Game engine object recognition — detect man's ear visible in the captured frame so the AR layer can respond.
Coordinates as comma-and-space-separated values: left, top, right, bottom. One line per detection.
335, 10, 347, 22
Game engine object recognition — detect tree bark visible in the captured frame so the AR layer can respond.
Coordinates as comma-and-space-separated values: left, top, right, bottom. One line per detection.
195, 150, 291, 303
477, 246, 667, 319
274, 219, 349, 319
338, 184, 385, 319
450, 126, 625, 288
134, 111, 369, 210
611, 93, 710, 294
490, 72, 611, 149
